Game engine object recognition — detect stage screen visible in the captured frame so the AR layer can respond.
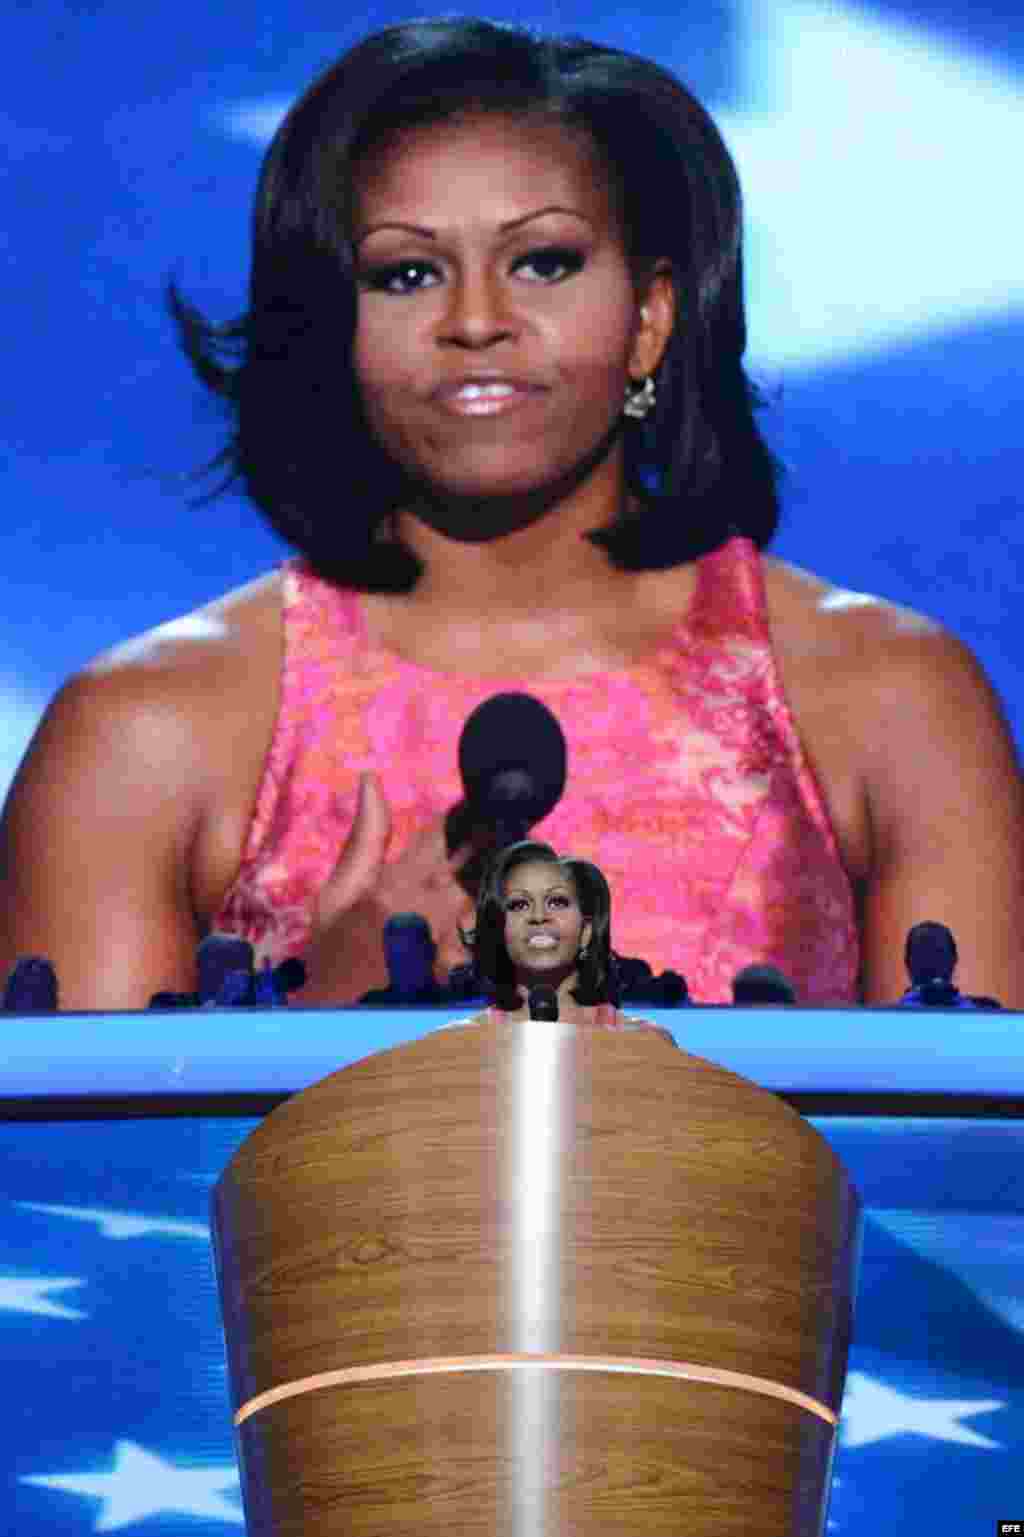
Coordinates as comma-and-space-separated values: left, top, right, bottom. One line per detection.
3, 0, 1023, 797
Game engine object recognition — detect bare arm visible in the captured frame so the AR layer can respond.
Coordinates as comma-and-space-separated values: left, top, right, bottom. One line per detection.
0, 669, 208, 1009
0, 678, 470, 1010
0, 579, 475, 1010
0, 575, 283, 1010
856, 626, 1024, 1007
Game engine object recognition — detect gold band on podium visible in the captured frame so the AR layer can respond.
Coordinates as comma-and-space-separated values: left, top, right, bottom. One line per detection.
234, 1350, 839, 1428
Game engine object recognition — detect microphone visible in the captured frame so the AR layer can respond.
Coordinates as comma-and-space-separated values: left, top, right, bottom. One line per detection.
263, 956, 307, 1004
2, 956, 58, 1012
732, 964, 797, 1005
196, 935, 255, 1007
274, 956, 307, 994
148, 989, 193, 1009
446, 693, 567, 894
527, 984, 559, 1020
652, 970, 690, 1006
611, 953, 653, 999
441, 962, 486, 1002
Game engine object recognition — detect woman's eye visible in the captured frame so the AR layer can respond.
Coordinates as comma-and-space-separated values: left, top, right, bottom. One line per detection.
359, 247, 584, 295
359, 260, 440, 294
548, 895, 570, 907
515, 246, 585, 283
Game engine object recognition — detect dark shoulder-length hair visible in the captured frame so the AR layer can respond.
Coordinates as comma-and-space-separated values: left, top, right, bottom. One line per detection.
472, 840, 614, 1010
171, 16, 780, 585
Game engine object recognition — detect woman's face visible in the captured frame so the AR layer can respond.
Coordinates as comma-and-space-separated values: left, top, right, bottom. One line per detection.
501, 860, 593, 985
351, 111, 659, 531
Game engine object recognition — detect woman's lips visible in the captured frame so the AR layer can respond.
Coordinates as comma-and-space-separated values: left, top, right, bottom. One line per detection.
434, 381, 547, 417
526, 934, 560, 949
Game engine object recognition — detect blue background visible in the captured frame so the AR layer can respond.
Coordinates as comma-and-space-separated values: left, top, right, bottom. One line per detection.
2, 0, 1023, 799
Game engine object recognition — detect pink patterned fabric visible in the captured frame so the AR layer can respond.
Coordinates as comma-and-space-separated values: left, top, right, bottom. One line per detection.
214, 536, 859, 1003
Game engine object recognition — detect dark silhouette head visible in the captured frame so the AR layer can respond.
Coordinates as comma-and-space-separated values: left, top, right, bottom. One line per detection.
732, 963, 797, 1006
905, 922, 958, 986
383, 912, 437, 994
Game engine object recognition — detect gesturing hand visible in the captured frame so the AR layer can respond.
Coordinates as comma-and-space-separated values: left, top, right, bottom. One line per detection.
306, 772, 478, 997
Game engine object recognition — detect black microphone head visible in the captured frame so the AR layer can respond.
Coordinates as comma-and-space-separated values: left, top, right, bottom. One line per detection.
611, 953, 654, 994
527, 984, 560, 1020
272, 957, 307, 995
2, 956, 58, 1012
905, 922, 957, 986
147, 990, 195, 1009
732, 964, 797, 1005
443, 963, 485, 1001
196, 935, 255, 1003
653, 969, 690, 1006
458, 693, 567, 826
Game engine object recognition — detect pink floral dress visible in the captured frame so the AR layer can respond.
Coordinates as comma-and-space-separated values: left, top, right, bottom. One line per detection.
213, 537, 858, 1003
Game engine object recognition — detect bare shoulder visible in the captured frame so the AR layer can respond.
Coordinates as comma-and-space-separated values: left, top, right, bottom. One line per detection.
762, 555, 946, 668
2, 570, 286, 931
41, 570, 283, 767
85, 569, 284, 694
762, 554, 1015, 744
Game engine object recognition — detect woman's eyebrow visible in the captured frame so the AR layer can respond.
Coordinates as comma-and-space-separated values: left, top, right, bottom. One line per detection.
505, 883, 572, 897
355, 205, 595, 247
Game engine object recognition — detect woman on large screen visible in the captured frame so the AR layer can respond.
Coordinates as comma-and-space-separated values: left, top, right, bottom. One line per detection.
2, 18, 1022, 1008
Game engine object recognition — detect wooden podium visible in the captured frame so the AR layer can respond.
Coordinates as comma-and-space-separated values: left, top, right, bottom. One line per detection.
212, 1018, 860, 1535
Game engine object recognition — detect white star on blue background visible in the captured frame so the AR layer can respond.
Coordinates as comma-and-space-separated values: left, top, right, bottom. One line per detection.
840, 1371, 1004, 1450
19, 1203, 210, 1241
0, 1275, 87, 1320
22, 1441, 243, 1530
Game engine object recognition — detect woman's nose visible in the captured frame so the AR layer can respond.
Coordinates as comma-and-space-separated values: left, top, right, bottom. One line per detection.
440, 268, 515, 346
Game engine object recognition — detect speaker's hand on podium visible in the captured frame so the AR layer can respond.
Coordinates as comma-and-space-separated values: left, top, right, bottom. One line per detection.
301, 772, 477, 1003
